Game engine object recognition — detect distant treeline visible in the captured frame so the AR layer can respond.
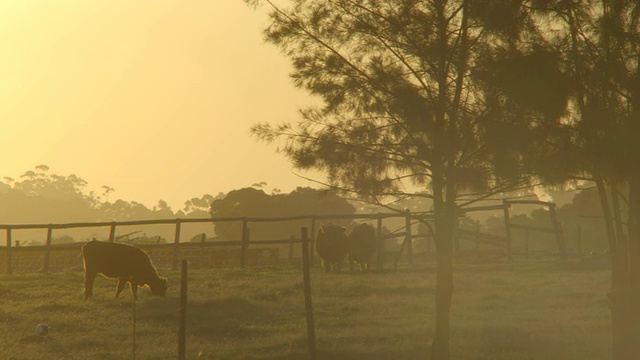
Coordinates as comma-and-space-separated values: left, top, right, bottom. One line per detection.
0, 166, 608, 253
0, 166, 356, 244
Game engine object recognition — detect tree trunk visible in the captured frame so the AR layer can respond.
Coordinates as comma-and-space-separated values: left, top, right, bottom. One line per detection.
430, 173, 456, 360
614, 172, 640, 359
431, 235, 453, 360
594, 178, 634, 359
605, 183, 625, 360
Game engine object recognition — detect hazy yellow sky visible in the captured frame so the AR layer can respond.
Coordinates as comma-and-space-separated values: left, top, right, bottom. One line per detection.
0, 1, 320, 210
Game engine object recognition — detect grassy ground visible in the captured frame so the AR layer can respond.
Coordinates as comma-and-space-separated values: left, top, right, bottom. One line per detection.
0, 255, 611, 359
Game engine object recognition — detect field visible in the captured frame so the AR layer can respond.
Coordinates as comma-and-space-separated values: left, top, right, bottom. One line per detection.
0, 256, 611, 359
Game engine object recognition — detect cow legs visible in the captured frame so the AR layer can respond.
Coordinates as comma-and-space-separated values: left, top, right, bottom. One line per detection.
129, 280, 139, 300
115, 277, 129, 298
84, 270, 97, 300
322, 260, 330, 273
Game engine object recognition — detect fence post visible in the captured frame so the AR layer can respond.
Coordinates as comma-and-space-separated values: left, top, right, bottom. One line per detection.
301, 227, 317, 360
108, 222, 116, 242
173, 219, 182, 270
549, 203, 567, 260
376, 214, 384, 271
43, 225, 53, 273
405, 210, 413, 265
288, 235, 295, 266
502, 200, 513, 260
240, 218, 248, 268
178, 259, 188, 360
6, 228, 12, 275
309, 218, 316, 266
577, 224, 582, 256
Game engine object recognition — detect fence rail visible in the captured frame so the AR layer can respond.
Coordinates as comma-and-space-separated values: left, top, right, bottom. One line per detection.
1, 212, 429, 275
0, 212, 434, 230
0, 201, 566, 275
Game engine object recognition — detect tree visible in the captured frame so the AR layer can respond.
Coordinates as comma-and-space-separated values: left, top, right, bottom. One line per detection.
0, 166, 179, 232
0, 166, 102, 224
182, 194, 218, 217
553, 2, 640, 358
246, 1, 538, 357
14, 165, 90, 202
209, 186, 355, 240
481, 1, 640, 357
209, 187, 272, 239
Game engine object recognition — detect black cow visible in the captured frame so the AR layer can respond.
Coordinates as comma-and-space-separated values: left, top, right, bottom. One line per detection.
315, 224, 348, 273
347, 223, 377, 273
82, 240, 167, 300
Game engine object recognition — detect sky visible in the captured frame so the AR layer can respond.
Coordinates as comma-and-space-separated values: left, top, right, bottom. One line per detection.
0, 1, 322, 211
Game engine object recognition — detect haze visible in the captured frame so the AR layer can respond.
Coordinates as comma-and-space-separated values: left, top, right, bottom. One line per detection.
0, 1, 318, 210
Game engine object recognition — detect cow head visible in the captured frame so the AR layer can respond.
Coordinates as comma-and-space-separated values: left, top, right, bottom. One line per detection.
151, 277, 168, 297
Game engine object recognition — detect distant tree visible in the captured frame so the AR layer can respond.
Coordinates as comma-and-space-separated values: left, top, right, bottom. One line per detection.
210, 187, 355, 240
13, 165, 91, 202
0, 166, 354, 250
100, 185, 115, 202
154, 200, 174, 216
0, 165, 185, 223
251, 181, 268, 189
183, 194, 217, 217
209, 187, 275, 239
98, 199, 173, 221
0, 181, 11, 193
276, 187, 355, 217
0, 166, 217, 242
0, 166, 101, 224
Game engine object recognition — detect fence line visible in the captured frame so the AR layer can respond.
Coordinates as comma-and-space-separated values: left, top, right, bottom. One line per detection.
457, 199, 566, 259
0, 212, 433, 230
0, 202, 569, 275
0, 212, 431, 275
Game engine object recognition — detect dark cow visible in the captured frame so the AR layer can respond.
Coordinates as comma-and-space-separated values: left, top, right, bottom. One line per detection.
347, 223, 377, 273
315, 224, 348, 273
82, 240, 167, 300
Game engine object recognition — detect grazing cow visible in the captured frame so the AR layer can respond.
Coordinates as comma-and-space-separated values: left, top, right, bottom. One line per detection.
347, 223, 377, 273
82, 240, 167, 300
315, 224, 348, 273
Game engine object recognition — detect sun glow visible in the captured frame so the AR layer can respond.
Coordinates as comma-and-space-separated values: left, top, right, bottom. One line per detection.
0, 1, 317, 208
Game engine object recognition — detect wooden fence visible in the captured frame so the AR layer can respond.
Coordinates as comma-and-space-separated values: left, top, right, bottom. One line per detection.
0, 212, 428, 275
0, 201, 568, 275
460, 199, 567, 259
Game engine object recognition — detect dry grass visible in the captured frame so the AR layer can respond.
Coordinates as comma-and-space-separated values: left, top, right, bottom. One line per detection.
0, 255, 611, 359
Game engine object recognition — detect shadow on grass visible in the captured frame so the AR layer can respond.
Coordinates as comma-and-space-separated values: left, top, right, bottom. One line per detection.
467, 326, 570, 360
328, 284, 433, 299
190, 297, 284, 339
450, 255, 611, 275
550, 255, 611, 272
34, 302, 86, 313
130, 295, 284, 340
264, 347, 429, 360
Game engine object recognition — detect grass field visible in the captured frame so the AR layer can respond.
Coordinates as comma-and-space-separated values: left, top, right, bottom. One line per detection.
0, 255, 611, 359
